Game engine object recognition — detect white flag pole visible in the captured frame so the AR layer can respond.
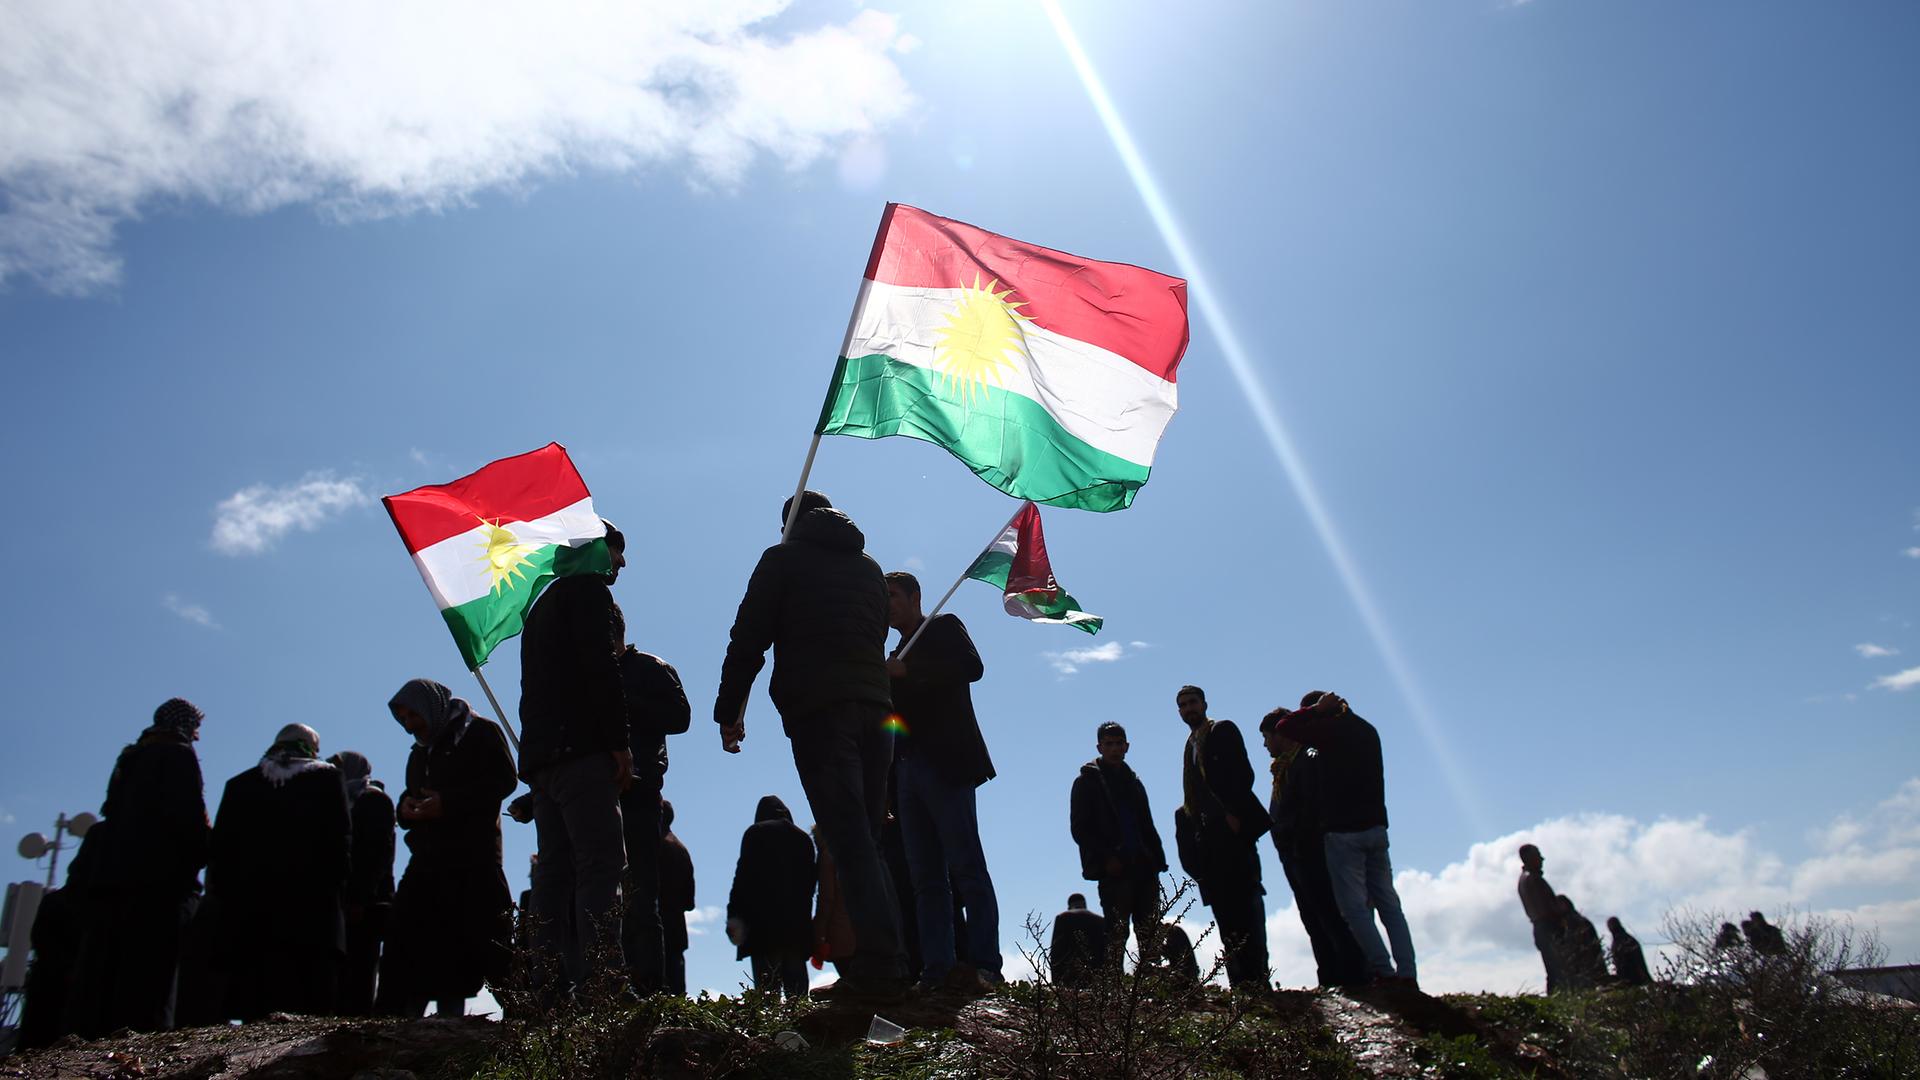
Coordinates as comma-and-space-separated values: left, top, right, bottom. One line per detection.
469, 667, 520, 757
896, 501, 1030, 661
784, 277, 876, 541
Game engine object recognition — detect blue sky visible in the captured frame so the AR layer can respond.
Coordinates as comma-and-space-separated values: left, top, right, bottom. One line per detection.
2, 0, 1915, 998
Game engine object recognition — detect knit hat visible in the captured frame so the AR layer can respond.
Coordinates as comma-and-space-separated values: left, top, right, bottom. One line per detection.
153, 697, 205, 735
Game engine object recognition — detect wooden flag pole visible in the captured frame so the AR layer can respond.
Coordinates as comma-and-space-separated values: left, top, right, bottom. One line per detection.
469, 667, 520, 757
896, 502, 1028, 661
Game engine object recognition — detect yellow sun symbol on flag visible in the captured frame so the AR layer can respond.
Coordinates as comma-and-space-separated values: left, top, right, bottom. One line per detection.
933, 273, 1032, 403
475, 519, 541, 595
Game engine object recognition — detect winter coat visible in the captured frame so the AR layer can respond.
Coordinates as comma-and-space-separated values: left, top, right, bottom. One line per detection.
889, 614, 995, 788
624, 647, 691, 787
96, 728, 210, 897
1268, 706, 1389, 833
1610, 926, 1652, 986
660, 830, 696, 951
399, 714, 518, 869
345, 782, 396, 909
518, 573, 627, 779
726, 796, 817, 959
1174, 720, 1268, 902
714, 508, 891, 731
1069, 759, 1168, 881
1269, 743, 1328, 857
1049, 906, 1107, 988
208, 757, 352, 956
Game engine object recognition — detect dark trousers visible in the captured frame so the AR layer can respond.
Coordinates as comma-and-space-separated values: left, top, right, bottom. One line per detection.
70, 890, 195, 1035
664, 915, 689, 995
619, 783, 664, 994
1534, 921, 1565, 994
531, 752, 627, 993
227, 942, 339, 1021
750, 950, 809, 998
1279, 841, 1368, 988
340, 904, 387, 1016
1096, 871, 1160, 966
1211, 886, 1270, 991
788, 701, 906, 981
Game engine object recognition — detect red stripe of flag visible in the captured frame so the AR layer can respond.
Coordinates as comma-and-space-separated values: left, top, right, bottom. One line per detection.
1005, 502, 1059, 596
382, 442, 591, 553
861, 203, 1190, 384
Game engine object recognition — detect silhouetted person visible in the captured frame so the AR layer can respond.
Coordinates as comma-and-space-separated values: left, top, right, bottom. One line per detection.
1607, 916, 1652, 986
1517, 844, 1566, 994
1263, 708, 1368, 989
1050, 893, 1108, 989
1715, 921, 1744, 951
658, 800, 696, 996
1269, 691, 1417, 987
618, 645, 690, 994
1171, 685, 1271, 991
208, 723, 350, 1020
1070, 721, 1167, 968
520, 521, 631, 1000
713, 490, 906, 1000
885, 570, 1002, 991
1742, 910, 1786, 956
726, 795, 817, 999
1149, 922, 1201, 986
20, 824, 103, 1048
331, 750, 394, 1016
1556, 895, 1607, 991
67, 698, 210, 1035
378, 679, 517, 1018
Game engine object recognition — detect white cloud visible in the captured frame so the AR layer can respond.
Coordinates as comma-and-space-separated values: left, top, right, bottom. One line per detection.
1905, 547, 1920, 559
162, 593, 220, 629
0, 2, 916, 293
211, 472, 367, 555
684, 904, 724, 937
1045, 640, 1125, 675
1855, 643, 1900, 658
1872, 666, 1920, 692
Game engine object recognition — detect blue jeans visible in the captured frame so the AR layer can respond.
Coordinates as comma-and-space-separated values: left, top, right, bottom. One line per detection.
531, 752, 627, 993
1323, 826, 1416, 981
896, 753, 1002, 980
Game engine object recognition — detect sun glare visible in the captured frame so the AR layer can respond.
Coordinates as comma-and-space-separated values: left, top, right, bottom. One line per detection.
933, 272, 1032, 403
475, 519, 541, 594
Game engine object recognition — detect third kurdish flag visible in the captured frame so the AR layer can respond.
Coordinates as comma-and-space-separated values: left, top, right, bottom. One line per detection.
966, 501, 1102, 635
817, 204, 1189, 513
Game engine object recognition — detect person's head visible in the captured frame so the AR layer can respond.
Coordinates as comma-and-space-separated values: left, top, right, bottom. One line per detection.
1067, 892, 1088, 911
152, 697, 205, 741
1606, 916, 1624, 934
885, 571, 922, 632
601, 519, 627, 583
780, 489, 834, 530
328, 750, 371, 783
1748, 910, 1767, 924
1259, 707, 1297, 757
1095, 721, 1129, 765
1175, 685, 1208, 726
754, 794, 791, 824
1519, 844, 1543, 872
388, 678, 465, 747
1299, 690, 1328, 709
272, 722, 320, 758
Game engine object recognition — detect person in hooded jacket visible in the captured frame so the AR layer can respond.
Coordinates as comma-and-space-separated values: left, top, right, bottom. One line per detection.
208, 723, 350, 1020
329, 750, 394, 1016
713, 490, 906, 999
725, 795, 817, 998
1556, 895, 1608, 990
618, 645, 690, 994
377, 679, 518, 1018
1069, 721, 1167, 968
658, 799, 696, 996
66, 697, 210, 1035
1607, 916, 1652, 986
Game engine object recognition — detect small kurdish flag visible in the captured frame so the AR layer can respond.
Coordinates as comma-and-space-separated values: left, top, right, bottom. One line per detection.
817, 203, 1189, 513
383, 443, 611, 669
965, 501, 1102, 635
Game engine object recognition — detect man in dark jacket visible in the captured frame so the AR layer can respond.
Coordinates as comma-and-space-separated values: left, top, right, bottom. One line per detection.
1261, 709, 1367, 989
68, 697, 210, 1035
884, 570, 1001, 989
1069, 721, 1167, 968
329, 749, 394, 1016
1606, 916, 1652, 986
1268, 691, 1417, 986
208, 723, 351, 1020
1556, 895, 1607, 990
658, 799, 696, 996
379, 679, 518, 1017
726, 795, 817, 999
1172, 685, 1270, 991
520, 521, 632, 997
1517, 844, 1565, 994
618, 645, 689, 995
1048, 893, 1107, 989
713, 491, 906, 999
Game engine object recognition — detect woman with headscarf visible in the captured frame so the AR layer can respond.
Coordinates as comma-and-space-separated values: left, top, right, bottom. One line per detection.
725, 795, 817, 998
377, 678, 518, 1017
208, 722, 351, 1019
328, 749, 395, 1015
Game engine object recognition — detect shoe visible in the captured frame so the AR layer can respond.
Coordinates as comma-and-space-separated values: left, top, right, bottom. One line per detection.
940, 964, 992, 997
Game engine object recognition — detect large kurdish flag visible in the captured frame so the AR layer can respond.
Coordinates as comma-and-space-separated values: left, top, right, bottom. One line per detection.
966, 501, 1102, 634
383, 443, 610, 669
817, 203, 1189, 513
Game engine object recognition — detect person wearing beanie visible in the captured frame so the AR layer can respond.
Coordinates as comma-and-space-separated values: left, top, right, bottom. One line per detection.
207, 722, 351, 1019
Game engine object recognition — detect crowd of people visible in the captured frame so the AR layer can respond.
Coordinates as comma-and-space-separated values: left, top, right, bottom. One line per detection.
17, 488, 1433, 1044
